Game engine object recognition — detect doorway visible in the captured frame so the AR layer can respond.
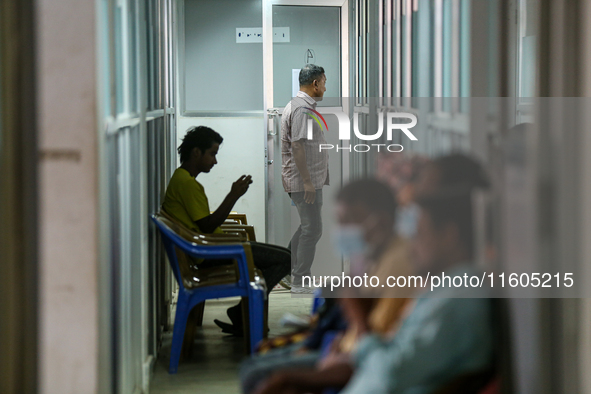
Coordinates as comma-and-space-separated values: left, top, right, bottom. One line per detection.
263, 0, 350, 280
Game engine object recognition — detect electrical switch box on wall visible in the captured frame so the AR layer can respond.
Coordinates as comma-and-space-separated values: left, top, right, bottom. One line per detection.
236, 27, 290, 43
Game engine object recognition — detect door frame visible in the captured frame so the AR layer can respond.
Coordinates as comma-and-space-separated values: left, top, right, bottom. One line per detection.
262, 0, 349, 109
0, 1, 39, 392
262, 0, 350, 242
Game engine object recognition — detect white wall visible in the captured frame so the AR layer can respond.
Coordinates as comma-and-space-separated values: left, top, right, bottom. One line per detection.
177, 117, 267, 240
36, 0, 99, 392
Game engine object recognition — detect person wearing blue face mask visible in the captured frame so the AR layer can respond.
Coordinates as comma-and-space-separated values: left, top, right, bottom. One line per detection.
396, 203, 421, 240
332, 223, 368, 259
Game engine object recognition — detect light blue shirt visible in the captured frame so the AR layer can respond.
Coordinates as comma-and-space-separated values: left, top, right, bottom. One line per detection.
342, 265, 494, 394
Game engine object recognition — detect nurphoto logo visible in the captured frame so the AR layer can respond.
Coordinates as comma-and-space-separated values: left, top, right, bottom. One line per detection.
307, 108, 418, 153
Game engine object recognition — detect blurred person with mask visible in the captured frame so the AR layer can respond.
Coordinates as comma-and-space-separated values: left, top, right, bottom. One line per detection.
254, 153, 496, 394
338, 153, 495, 394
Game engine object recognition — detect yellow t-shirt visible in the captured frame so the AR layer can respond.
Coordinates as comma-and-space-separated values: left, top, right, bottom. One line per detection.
161, 168, 223, 234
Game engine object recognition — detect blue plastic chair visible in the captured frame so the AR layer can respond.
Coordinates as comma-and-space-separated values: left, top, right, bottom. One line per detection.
151, 213, 265, 374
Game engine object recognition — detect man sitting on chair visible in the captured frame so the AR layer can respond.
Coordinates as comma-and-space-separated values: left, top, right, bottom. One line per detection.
162, 125, 291, 335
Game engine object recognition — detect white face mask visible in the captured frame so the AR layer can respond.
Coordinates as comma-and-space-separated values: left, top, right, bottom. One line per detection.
396, 203, 420, 239
332, 225, 367, 258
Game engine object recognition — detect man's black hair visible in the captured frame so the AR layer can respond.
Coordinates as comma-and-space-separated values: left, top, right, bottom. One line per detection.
299, 64, 325, 86
418, 153, 490, 258
337, 178, 397, 221
177, 126, 223, 163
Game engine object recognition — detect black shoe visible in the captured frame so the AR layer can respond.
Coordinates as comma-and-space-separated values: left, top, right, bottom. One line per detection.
227, 305, 243, 325
213, 319, 270, 337
214, 319, 243, 337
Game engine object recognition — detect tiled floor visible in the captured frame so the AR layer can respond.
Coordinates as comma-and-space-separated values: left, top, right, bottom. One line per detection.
150, 289, 313, 394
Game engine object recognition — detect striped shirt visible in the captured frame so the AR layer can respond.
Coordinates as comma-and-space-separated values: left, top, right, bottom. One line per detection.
281, 91, 330, 193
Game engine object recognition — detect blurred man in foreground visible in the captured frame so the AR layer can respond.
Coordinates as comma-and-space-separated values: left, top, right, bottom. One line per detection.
255, 153, 496, 394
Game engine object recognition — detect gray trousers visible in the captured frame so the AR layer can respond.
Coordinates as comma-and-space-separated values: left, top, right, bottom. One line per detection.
288, 189, 323, 287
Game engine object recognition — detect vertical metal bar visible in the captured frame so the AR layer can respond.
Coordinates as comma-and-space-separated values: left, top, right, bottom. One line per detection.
365, 0, 369, 100
434, 0, 443, 112
108, 0, 117, 116
262, 0, 273, 241
378, 0, 383, 99
121, 0, 131, 115
395, 0, 401, 101
405, 0, 412, 101
581, 3, 591, 390
499, 0, 510, 99
359, 0, 362, 99
459, 0, 470, 99
133, 0, 152, 388
354, 0, 358, 100
385, 0, 392, 102
451, 0, 460, 110
342, 0, 350, 100
162, 0, 169, 111
157, 0, 163, 110
162, 0, 170, 178
362, 0, 366, 99
401, 0, 406, 99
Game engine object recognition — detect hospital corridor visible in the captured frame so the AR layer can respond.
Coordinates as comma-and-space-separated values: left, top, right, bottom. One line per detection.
2, 0, 591, 393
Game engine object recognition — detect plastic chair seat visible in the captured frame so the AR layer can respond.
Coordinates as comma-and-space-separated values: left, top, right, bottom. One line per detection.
182, 263, 264, 290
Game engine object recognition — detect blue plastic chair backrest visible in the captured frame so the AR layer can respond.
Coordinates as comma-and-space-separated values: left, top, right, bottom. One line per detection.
151, 214, 251, 293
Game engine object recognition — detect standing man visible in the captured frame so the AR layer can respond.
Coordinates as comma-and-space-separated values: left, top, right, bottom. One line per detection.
281, 64, 329, 293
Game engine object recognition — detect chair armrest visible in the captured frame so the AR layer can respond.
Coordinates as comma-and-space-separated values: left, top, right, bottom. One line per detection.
158, 209, 247, 243
195, 233, 246, 244
209, 211, 248, 224
227, 213, 248, 225
182, 241, 257, 283
153, 213, 259, 286
221, 224, 256, 241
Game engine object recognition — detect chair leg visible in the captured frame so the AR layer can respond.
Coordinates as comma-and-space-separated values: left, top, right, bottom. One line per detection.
247, 290, 265, 354
264, 299, 269, 339
182, 306, 200, 360
194, 301, 205, 327
241, 298, 251, 353
181, 301, 207, 360
169, 298, 191, 374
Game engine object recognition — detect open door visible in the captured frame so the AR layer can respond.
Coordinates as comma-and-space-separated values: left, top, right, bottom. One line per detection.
263, 0, 349, 280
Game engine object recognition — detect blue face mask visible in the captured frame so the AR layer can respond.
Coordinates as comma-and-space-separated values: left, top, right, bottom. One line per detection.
396, 203, 420, 239
332, 225, 367, 257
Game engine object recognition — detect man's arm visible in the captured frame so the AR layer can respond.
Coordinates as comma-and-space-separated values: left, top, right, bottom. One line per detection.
195, 175, 252, 233
339, 298, 376, 337
254, 363, 354, 394
292, 140, 316, 204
